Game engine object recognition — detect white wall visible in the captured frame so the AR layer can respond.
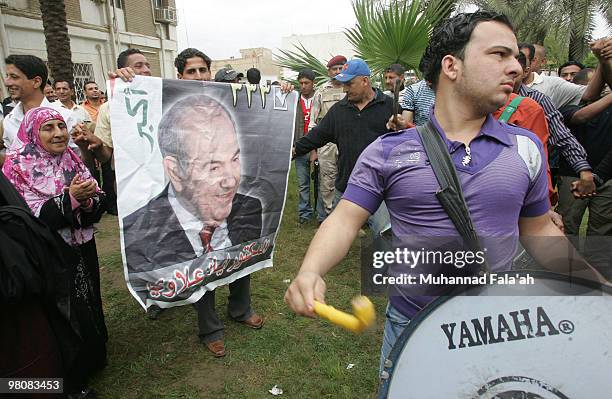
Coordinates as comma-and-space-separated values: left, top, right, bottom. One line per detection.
4, 15, 47, 58
115, 7, 126, 32
162, 47, 176, 78
79, 0, 106, 26
168, 24, 177, 41
0, 10, 178, 90
7, 0, 28, 10
3, 14, 113, 88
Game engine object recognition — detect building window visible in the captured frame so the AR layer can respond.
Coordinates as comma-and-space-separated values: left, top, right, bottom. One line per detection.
110, 0, 124, 9
73, 63, 95, 103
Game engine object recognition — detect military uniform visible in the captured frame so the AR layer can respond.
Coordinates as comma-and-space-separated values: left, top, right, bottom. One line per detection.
308, 82, 344, 217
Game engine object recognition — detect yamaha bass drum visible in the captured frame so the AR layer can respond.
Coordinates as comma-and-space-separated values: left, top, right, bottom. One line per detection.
379, 271, 611, 398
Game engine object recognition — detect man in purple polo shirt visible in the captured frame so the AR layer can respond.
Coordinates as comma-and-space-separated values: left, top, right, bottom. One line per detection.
284, 11, 609, 376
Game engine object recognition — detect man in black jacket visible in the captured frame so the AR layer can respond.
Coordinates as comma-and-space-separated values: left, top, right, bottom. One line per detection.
293, 59, 395, 235
557, 66, 612, 276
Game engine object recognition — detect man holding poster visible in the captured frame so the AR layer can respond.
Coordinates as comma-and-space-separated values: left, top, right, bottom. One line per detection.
112, 69, 295, 357
122, 94, 264, 356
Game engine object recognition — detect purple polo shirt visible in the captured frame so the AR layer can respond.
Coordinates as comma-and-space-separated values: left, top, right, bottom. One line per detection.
343, 113, 550, 318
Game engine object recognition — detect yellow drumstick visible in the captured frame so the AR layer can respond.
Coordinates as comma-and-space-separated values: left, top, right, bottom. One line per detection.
313, 296, 375, 333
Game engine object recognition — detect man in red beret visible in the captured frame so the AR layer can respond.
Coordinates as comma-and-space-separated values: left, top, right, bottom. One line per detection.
307, 55, 347, 223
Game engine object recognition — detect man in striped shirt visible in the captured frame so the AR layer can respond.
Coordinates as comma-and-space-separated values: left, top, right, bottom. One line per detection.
400, 76, 436, 126
396, 50, 596, 198
519, 43, 605, 109
518, 78, 596, 196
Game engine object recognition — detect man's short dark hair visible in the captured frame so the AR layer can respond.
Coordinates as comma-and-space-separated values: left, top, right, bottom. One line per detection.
385, 63, 406, 76
5, 54, 48, 93
297, 69, 315, 82
558, 61, 585, 77
53, 79, 74, 90
84, 80, 98, 89
518, 43, 535, 63
174, 48, 212, 74
420, 11, 514, 89
246, 68, 261, 84
117, 48, 144, 69
573, 68, 594, 85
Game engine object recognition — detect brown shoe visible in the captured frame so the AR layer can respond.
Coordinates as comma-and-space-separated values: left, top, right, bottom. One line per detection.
240, 314, 264, 329
205, 339, 226, 357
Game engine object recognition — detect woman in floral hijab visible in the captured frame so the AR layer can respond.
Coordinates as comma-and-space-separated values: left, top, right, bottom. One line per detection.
3, 107, 107, 398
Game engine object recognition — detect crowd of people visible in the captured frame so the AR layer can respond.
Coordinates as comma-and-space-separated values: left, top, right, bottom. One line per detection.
0, 46, 284, 397
0, 9, 611, 398
285, 9, 612, 381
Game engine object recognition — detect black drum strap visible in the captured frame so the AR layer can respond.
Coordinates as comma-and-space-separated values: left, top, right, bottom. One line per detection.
416, 121, 490, 274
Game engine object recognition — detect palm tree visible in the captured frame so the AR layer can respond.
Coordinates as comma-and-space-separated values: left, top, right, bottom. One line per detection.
563, 0, 612, 61
39, 0, 74, 84
275, 43, 330, 87
346, 0, 456, 75
275, 0, 455, 82
473, 0, 612, 63
471, 0, 550, 44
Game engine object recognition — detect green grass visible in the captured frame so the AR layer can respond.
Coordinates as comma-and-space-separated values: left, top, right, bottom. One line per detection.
90, 166, 385, 398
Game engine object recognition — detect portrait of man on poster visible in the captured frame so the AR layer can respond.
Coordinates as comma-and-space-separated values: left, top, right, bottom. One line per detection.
122, 94, 263, 274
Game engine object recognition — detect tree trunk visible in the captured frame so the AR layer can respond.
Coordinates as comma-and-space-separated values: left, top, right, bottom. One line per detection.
39, 0, 74, 84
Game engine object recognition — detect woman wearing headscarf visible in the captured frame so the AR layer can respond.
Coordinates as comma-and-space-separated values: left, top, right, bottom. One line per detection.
3, 107, 107, 398
0, 170, 74, 399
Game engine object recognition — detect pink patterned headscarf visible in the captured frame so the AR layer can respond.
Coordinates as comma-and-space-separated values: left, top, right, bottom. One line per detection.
2, 107, 100, 245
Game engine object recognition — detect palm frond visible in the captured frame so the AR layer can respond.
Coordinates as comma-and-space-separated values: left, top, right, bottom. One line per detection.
474, 0, 552, 43
474, 0, 604, 63
274, 43, 331, 87
568, 0, 598, 61
597, 0, 612, 35
344, 0, 455, 75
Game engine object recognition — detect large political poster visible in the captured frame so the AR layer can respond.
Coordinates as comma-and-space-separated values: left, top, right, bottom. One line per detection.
109, 77, 297, 310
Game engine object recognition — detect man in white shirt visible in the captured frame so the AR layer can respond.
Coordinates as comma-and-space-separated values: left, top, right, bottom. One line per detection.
1, 55, 76, 164
53, 79, 92, 125
74, 49, 153, 167
519, 42, 610, 108
43, 82, 57, 102
531, 43, 547, 74
294, 69, 318, 224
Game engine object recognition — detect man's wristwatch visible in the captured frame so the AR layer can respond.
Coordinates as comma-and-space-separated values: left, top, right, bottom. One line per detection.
592, 173, 604, 188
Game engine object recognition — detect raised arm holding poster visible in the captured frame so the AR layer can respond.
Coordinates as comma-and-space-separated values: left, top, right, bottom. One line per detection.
109, 76, 296, 310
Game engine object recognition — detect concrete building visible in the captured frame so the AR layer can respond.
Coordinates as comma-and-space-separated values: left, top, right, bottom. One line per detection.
0, 0, 179, 101
211, 47, 280, 84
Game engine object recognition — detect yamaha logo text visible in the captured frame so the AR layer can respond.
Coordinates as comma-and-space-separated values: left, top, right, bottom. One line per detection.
441, 306, 572, 350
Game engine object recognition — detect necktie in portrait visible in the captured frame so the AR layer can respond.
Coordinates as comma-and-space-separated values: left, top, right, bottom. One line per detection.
199, 225, 216, 253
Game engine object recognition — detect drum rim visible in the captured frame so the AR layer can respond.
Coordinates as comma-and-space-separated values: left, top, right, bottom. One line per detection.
378, 270, 611, 399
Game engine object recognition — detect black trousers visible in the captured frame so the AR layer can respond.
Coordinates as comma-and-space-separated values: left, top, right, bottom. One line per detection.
101, 161, 117, 213
195, 274, 252, 343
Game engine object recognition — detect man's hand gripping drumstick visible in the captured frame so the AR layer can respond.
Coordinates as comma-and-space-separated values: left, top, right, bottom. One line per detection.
313, 296, 375, 333
284, 200, 375, 331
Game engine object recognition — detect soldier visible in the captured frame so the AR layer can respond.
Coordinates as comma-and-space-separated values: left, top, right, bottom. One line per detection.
308, 55, 347, 221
